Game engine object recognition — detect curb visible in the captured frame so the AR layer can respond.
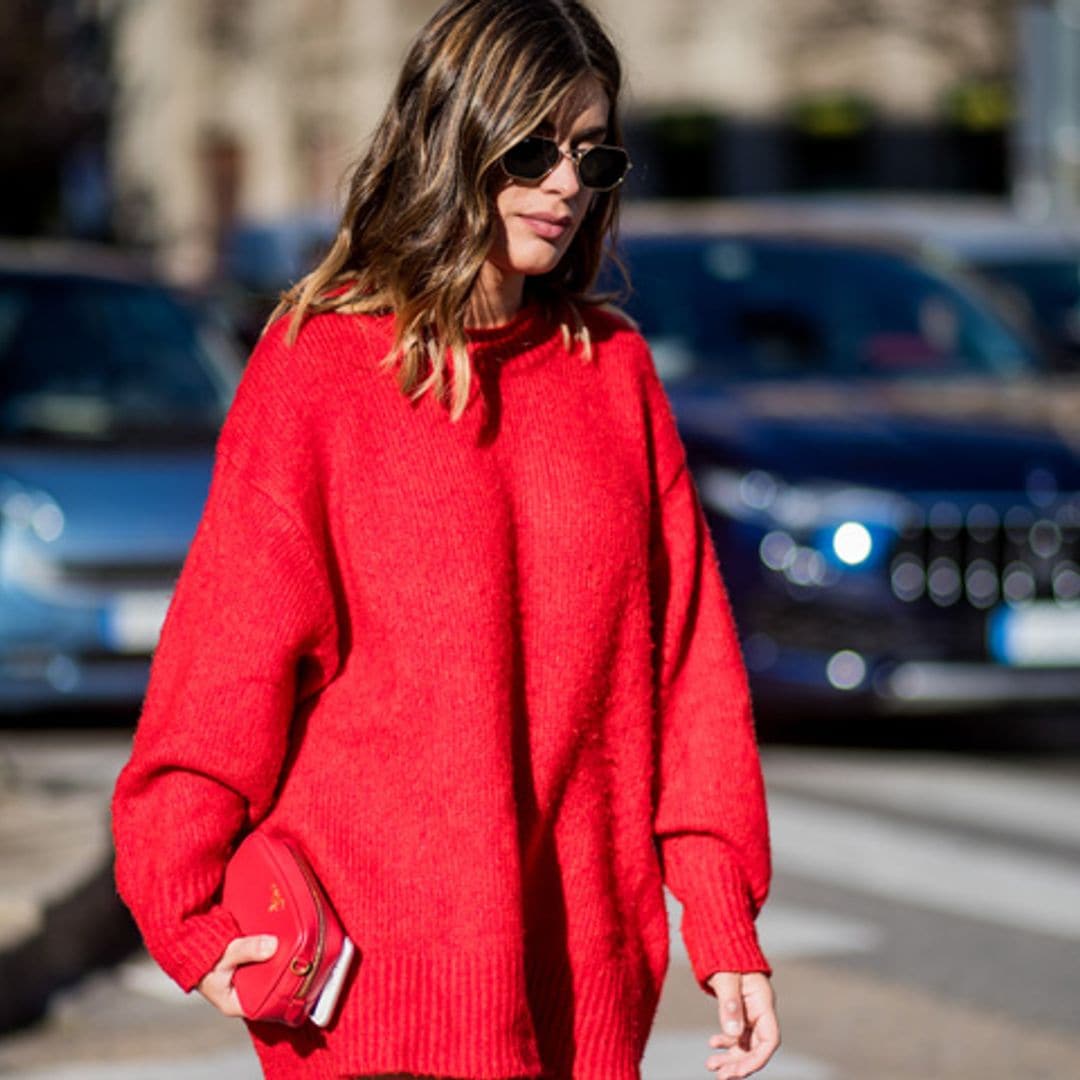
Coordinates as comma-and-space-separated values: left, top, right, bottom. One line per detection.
0, 847, 141, 1033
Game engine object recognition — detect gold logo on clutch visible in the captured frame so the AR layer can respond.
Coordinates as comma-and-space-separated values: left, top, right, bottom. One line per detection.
269, 883, 286, 912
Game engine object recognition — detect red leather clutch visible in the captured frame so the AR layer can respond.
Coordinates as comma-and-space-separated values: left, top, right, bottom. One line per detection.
221, 828, 351, 1027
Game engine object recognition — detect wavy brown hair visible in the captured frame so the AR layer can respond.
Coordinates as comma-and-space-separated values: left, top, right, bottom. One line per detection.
266, 0, 627, 421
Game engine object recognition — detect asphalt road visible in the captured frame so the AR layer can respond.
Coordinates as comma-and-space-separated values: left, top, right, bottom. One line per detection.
0, 724, 1077, 1079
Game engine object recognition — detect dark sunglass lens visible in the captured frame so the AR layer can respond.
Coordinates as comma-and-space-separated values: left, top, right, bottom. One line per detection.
579, 146, 629, 190
502, 137, 560, 181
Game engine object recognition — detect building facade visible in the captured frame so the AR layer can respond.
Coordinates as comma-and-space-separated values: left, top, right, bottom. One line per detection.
108, 0, 1017, 281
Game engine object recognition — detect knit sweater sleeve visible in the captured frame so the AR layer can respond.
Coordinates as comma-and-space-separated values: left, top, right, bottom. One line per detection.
644, 362, 773, 991
110, 317, 341, 993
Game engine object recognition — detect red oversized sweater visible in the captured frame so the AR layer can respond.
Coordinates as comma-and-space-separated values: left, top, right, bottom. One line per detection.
111, 301, 772, 1080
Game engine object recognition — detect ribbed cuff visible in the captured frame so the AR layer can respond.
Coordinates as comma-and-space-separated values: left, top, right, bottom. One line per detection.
150, 905, 243, 993
679, 860, 772, 991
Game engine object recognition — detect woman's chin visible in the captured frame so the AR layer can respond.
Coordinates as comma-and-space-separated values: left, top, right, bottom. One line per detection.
504, 233, 575, 276
513, 251, 569, 279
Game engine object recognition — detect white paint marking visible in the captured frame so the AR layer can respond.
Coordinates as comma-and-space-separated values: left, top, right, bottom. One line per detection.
763, 749, 1080, 849
116, 956, 200, 1006
644, 1031, 835, 1079
17, 1049, 261, 1079
666, 889, 883, 962
770, 793, 1080, 939
756, 902, 883, 959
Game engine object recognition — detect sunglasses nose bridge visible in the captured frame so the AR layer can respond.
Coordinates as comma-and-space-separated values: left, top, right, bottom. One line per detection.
547, 146, 586, 190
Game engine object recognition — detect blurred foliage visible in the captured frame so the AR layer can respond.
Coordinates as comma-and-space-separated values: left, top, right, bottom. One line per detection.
791, 94, 876, 138
0, 0, 115, 238
942, 79, 1014, 131
654, 110, 719, 149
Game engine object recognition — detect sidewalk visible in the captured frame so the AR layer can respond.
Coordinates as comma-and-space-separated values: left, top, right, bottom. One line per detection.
0, 731, 824, 1078
0, 732, 138, 1032
5, 735, 1080, 1078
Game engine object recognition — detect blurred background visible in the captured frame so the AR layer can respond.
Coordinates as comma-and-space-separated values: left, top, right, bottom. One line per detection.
4, 2, 1076, 267
1, 2, 1079, 1078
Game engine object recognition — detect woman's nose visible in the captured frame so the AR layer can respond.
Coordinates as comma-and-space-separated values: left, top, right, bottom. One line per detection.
541, 150, 584, 198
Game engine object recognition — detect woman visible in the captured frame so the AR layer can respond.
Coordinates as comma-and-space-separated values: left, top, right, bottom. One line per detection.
111, 1, 780, 1078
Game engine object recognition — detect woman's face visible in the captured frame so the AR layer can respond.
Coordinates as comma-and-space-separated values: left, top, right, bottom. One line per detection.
485, 77, 611, 283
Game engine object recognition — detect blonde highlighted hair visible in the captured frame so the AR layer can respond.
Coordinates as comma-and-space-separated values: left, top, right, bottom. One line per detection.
266, 0, 627, 421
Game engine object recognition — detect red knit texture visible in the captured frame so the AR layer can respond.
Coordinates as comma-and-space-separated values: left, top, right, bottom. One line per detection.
111, 301, 772, 1080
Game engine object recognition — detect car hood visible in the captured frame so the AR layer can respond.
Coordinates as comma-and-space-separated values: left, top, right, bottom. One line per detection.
0, 445, 214, 563
671, 376, 1080, 493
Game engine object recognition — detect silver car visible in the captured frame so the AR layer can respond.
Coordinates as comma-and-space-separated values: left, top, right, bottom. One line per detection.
0, 243, 242, 715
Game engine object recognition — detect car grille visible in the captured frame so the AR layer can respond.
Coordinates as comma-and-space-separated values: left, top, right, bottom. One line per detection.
888, 498, 1080, 609
748, 595, 968, 657
54, 559, 181, 592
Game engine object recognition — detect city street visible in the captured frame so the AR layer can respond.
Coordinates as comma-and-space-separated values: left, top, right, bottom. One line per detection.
4, 3, 1080, 1079
0, 727, 1077, 1079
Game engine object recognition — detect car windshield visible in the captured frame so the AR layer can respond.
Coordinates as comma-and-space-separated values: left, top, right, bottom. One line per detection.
972, 256, 1080, 334
617, 236, 1039, 383
0, 273, 238, 443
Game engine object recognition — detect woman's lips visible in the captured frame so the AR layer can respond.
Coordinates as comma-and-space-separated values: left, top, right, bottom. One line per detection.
519, 213, 573, 240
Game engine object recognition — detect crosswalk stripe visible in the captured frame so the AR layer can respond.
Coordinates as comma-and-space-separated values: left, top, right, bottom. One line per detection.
16, 1052, 261, 1080
769, 792, 1080, 939
643, 1032, 835, 1079
755, 902, 883, 959
666, 891, 882, 962
19, 1039, 829, 1080
116, 956, 201, 1006
762, 750, 1080, 849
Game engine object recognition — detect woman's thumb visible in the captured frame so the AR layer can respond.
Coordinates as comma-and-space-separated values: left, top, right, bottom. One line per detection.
253, 934, 279, 960
708, 970, 746, 1037
222, 934, 279, 970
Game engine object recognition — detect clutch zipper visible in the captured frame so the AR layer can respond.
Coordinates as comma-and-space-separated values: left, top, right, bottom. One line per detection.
290, 849, 327, 1000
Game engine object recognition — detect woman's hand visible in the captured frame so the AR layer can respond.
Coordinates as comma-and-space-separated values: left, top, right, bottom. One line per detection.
704, 970, 780, 1078
196, 934, 278, 1017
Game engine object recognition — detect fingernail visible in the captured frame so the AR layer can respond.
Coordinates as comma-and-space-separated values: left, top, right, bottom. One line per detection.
725, 1020, 741, 1034
259, 935, 278, 957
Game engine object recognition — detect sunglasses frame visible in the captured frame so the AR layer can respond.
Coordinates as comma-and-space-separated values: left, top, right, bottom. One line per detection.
499, 135, 632, 192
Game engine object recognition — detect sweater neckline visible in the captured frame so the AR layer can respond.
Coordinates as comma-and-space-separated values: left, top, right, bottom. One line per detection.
464, 302, 561, 368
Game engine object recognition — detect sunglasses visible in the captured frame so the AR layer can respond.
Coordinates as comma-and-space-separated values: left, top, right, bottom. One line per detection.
500, 135, 632, 192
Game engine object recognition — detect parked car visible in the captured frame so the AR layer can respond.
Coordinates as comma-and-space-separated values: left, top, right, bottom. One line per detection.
702, 193, 1080, 371
613, 206, 1080, 717
0, 241, 242, 714
916, 224, 1080, 373
217, 212, 338, 350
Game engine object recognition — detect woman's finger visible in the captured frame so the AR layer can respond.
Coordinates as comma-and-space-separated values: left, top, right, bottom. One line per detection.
199, 970, 246, 1017
706, 999, 782, 1078
220, 934, 279, 972
732, 1008, 782, 1077
708, 971, 747, 1046
197, 934, 278, 1018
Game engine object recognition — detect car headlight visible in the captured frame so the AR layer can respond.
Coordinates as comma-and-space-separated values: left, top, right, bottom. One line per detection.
1, 485, 65, 543
832, 521, 874, 566
0, 483, 66, 590
698, 466, 912, 583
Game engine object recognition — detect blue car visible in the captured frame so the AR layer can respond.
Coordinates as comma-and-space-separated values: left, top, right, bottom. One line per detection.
0, 243, 242, 714
914, 223, 1080, 374
696, 193, 1080, 371
614, 213, 1080, 717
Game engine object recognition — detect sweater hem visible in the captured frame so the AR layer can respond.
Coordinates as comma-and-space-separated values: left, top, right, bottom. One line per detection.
248, 945, 543, 1080
245, 942, 652, 1080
